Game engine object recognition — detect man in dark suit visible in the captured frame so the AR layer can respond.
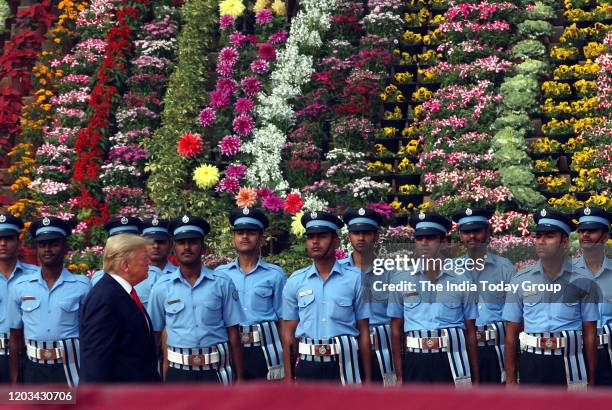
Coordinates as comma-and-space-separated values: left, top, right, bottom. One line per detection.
80, 233, 160, 383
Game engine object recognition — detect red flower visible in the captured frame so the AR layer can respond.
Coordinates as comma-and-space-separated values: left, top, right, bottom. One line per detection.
283, 193, 304, 214
177, 132, 203, 158
258, 43, 276, 61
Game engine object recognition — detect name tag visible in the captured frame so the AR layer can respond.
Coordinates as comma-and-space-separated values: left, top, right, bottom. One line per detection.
404, 291, 418, 297
21, 296, 36, 301
523, 290, 537, 297
298, 289, 313, 297
167, 299, 181, 305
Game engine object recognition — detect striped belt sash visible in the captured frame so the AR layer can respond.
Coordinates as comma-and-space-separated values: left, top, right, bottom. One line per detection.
26, 339, 80, 387
477, 321, 506, 383
299, 336, 361, 385
167, 342, 233, 385
520, 331, 587, 391
371, 324, 396, 386
240, 321, 284, 380
405, 329, 472, 387
0, 333, 8, 355
604, 325, 612, 368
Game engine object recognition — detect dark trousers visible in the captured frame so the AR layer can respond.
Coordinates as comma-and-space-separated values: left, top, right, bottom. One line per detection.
595, 348, 612, 386
371, 351, 383, 384
519, 352, 566, 386
166, 366, 220, 383
402, 351, 454, 384
0, 355, 8, 383
295, 358, 341, 383
23, 360, 67, 384
478, 345, 503, 384
243, 346, 268, 381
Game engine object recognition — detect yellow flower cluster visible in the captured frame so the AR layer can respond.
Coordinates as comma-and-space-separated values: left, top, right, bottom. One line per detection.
402, 30, 423, 45
380, 84, 405, 103
570, 168, 602, 192
419, 67, 440, 82
404, 8, 431, 26
397, 140, 419, 157
529, 138, 561, 154
399, 184, 421, 195
564, 3, 611, 22
537, 175, 569, 192
583, 42, 605, 58
550, 46, 579, 60
416, 49, 441, 64
367, 161, 393, 175
393, 49, 415, 65
394, 72, 414, 84
374, 144, 391, 156
253, 0, 285, 16
402, 127, 415, 138
68, 263, 90, 273
7, 198, 43, 219
382, 127, 397, 137
541, 97, 598, 117
389, 200, 419, 215
571, 147, 597, 171
553, 60, 600, 80
573, 116, 603, 134
423, 28, 444, 45
534, 159, 558, 172
412, 87, 433, 102
397, 157, 416, 173
547, 194, 584, 210
586, 194, 611, 208
541, 81, 572, 98
573, 79, 597, 95
542, 118, 574, 135
384, 107, 404, 120
562, 136, 586, 152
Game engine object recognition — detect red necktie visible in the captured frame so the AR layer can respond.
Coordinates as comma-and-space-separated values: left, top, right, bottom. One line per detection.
130, 288, 147, 321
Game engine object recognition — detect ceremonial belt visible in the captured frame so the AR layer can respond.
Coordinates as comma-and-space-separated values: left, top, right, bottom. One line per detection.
477, 321, 506, 383
519, 331, 587, 391
240, 322, 284, 380
167, 343, 233, 385
404, 329, 472, 387
371, 324, 396, 387
604, 325, 612, 368
0, 333, 8, 355
167, 349, 220, 366
26, 339, 80, 387
597, 333, 610, 347
298, 336, 361, 385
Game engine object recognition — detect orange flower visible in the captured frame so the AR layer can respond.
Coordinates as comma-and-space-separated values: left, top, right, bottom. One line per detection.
235, 187, 258, 208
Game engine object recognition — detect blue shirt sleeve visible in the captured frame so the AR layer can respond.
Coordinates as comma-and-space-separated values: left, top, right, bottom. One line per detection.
222, 278, 245, 327
7, 283, 23, 330
502, 277, 523, 323
354, 274, 371, 321
282, 278, 299, 321
273, 270, 287, 319
147, 281, 166, 332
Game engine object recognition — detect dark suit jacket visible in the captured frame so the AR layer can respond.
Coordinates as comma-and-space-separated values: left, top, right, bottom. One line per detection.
80, 273, 160, 383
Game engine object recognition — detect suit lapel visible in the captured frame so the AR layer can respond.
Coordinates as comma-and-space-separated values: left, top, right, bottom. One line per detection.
102, 274, 151, 334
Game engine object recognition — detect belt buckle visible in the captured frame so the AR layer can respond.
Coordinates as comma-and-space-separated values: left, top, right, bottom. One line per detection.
422, 338, 439, 349
41, 348, 59, 360
188, 354, 207, 366
540, 337, 557, 349
315, 344, 332, 356
241, 332, 252, 344
476, 331, 485, 342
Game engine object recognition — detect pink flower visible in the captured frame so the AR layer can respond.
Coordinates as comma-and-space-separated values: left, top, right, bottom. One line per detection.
216, 177, 240, 193
219, 14, 235, 30
226, 164, 247, 179
262, 193, 283, 213
234, 97, 253, 113
255, 9, 273, 25
283, 193, 304, 214
219, 47, 239, 65
241, 76, 261, 97
367, 202, 393, 220
217, 78, 237, 95
258, 43, 276, 60
250, 59, 269, 74
209, 90, 230, 109
335, 248, 348, 260
216, 62, 234, 77
219, 135, 241, 156
232, 114, 254, 136
257, 187, 274, 198
198, 107, 216, 127
229, 32, 249, 48
268, 31, 289, 44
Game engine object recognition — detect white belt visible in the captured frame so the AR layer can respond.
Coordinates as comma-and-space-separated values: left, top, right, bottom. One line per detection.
298, 341, 340, 356
26, 343, 64, 361
520, 332, 567, 350
476, 329, 497, 342
240, 330, 261, 344
370, 332, 377, 350
405, 335, 448, 350
167, 349, 220, 366
0, 338, 7, 349
598, 333, 610, 346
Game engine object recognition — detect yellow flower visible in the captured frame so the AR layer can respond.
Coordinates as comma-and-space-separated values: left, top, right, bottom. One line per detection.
68, 264, 78, 271
389, 201, 402, 211
271, 0, 286, 16
253, 0, 269, 12
219, 0, 246, 17
583, 42, 605, 59
193, 164, 220, 189
291, 211, 305, 237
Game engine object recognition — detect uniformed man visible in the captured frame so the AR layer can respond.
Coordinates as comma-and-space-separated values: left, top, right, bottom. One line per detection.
282, 211, 372, 385
141, 217, 177, 283
452, 207, 516, 384
147, 215, 245, 383
572, 206, 611, 386
388, 212, 479, 386
503, 209, 599, 389
0, 213, 38, 383
341, 207, 395, 385
214, 208, 286, 381
92, 217, 161, 309
8, 216, 90, 386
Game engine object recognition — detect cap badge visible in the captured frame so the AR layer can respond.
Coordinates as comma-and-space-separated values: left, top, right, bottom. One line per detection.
465, 208, 472, 216
418, 212, 425, 220
243, 208, 250, 215
42, 217, 50, 226
540, 209, 547, 217
584, 207, 591, 216
120, 217, 128, 225
0, 215, 5, 223
152, 218, 159, 226
358, 208, 366, 216
311, 211, 318, 219
182, 215, 189, 223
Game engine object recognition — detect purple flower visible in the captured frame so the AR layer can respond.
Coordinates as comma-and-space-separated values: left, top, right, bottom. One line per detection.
226, 164, 247, 179
262, 193, 283, 212
257, 187, 274, 198
215, 177, 240, 193
268, 31, 289, 44
219, 135, 241, 156
232, 113, 254, 136
219, 14, 235, 30
229, 32, 249, 48
216, 62, 234, 77
234, 97, 254, 113
250, 59, 269, 74
241, 76, 261, 97
209, 90, 230, 109
219, 47, 239, 65
255, 9, 273, 25
368, 202, 393, 220
217, 78, 237, 95
198, 107, 216, 127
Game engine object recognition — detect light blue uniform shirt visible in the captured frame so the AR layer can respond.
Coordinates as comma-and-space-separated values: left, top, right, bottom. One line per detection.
0, 260, 38, 334
387, 268, 478, 331
456, 252, 516, 326
282, 261, 370, 339
572, 255, 612, 330
214, 257, 286, 325
91, 261, 176, 309
147, 266, 245, 348
8, 268, 90, 340
502, 259, 599, 332
339, 253, 390, 326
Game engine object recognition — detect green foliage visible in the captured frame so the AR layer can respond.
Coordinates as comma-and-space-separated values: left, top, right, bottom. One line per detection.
266, 243, 311, 276
518, 20, 553, 39
512, 40, 547, 59
526, 2, 556, 20
0, 0, 11, 35
500, 74, 540, 112
492, 113, 535, 134
515, 58, 550, 76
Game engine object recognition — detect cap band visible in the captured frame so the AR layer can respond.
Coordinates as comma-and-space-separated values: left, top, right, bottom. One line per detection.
578, 215, 609, 227
415, 221, 448, 234
173, 225, 204, 237
142, 227, 169, 236
348, 217, 378, 228
457, 216, 489, 225
0, 223, 20, 233
538, 218, 571, 234
109, 225, 140, 236
35, 226, 67, 237
233, 217, 264, 229
305, 220, 339, 231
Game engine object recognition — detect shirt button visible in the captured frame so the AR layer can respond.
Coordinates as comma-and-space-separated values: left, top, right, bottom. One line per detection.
47, 329, 50, 332
244, 308, 247, 311
322, 318, 326, 322
478, 306, 482, 310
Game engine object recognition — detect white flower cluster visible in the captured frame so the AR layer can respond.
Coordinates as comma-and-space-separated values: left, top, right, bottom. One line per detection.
301, 193, 329, 212
244, 0, 338, 192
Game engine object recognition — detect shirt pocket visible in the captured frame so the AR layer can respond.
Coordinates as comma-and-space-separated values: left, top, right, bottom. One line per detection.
58, 299, 80, 327
201, 300, 223, 326
251, 286, 273, 313
164, 299, 185, 328
330, 297, 354, 322
558, 302, 580, 321
403, 293, 421, 309
437, 302, 462, 323
20, 299, 41, 324
297, 293, 315, 323
523, 292, 541, 316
